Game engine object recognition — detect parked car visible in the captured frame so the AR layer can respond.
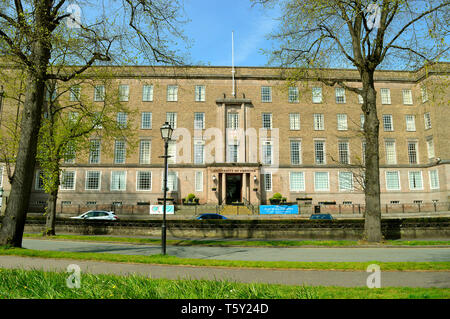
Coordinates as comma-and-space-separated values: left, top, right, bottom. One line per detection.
195, 213, 228, 220
70, 210, 119, 221
309, 213, 333, 220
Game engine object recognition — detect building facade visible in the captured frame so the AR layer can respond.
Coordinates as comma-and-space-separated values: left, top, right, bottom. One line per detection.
0, 63, 449, 209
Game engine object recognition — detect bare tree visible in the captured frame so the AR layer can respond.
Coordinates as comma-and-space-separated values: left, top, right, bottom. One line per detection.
254, 0, 449, 242
0, 0, 188, 247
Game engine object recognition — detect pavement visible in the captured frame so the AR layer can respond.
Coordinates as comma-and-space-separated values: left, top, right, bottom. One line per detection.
1, 255, 450, 288
0, 238, 449, 288
21, 239, 450, 262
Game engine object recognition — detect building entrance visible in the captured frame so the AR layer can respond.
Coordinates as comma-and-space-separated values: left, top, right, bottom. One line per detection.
226, 174, 242, 204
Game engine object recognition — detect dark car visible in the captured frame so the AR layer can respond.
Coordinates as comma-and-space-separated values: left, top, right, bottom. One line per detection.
309, 213, 333, 220
195, 213, 228, 220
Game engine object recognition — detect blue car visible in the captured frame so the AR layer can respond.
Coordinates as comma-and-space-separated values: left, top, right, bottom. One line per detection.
196, 213, 228, 220
309, 213, 333, 220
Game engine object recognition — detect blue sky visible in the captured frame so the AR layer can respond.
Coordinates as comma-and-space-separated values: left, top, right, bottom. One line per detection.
183, 0, 280, 67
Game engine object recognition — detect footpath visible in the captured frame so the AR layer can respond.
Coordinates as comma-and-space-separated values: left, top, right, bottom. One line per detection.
1, 255, 449, 288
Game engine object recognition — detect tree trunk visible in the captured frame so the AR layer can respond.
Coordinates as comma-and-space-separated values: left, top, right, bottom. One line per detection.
43, 189, 58, 236
361, 69, 382, 242
0, 2, 51, 247
0, 73, 46, 247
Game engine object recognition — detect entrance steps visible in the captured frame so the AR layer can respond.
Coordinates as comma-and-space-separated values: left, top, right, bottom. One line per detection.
221, 205, 253, 215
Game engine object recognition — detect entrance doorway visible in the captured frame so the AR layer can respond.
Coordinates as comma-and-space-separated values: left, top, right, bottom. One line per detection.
226, 174, 242, 204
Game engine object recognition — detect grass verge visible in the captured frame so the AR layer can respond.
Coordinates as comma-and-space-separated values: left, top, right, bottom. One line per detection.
0, 268, 449, 299
23, 233, 450, 247
1, 247, 449, 271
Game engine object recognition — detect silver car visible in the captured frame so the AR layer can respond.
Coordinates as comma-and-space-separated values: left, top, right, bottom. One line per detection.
70, 210, 119, 221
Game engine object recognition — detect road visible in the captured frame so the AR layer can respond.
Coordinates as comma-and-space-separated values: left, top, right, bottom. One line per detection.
21, 239, 450, 262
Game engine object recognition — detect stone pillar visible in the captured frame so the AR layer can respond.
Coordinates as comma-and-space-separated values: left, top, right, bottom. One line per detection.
242, 173, 247, 201
221, 173, 226, 204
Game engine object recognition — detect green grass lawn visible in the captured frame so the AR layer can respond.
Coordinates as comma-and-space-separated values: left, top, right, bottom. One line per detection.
23, 233, 450, 247
0, 268, 448, 299
1, 247, 449, 271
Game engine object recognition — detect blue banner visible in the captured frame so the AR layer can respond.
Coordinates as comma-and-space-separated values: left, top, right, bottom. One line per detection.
259, 205, 299, 215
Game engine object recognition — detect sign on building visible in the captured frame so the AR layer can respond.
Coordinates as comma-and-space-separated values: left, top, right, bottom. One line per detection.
150, 205, 175, 215
260, 205, 298, 215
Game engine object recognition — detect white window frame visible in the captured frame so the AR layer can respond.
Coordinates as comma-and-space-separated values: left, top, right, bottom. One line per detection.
339, 171, 353, 191
194, 112, 205, 130
262, 140, 273, 165
94, 85, 105, 102
195, 85, 206, 102
69, 85, 81, 102
424, 112, 432, 130
227, 113, 239, 130
111, 171, 127, 191
142, 85, 153, 102
162, 171, 178, 192
166, 112, 177, 129
114, 140, 126, 164
167, 85, 178, 102
380, 88, 391, 104
383, 114, 394, 131
288, 87, 299, 103
227, 141, 239, 163
264, 173, 272, 191
407, 141, 419, 164
314, 172, 330, 191
139, 140, 151, 164
402, 89, 413, 105
168, 140, 176, 164
385, 171, 401, 191
289, 113, 300, 130
405, 115, 416, 131
312, 87, 322, 103
261, 86, 272, 102
141, 112, 152, 129
85, 171, 101, 191
195, 171, 203, 192
117, 112, 128, 128
89, 139, 101, 164
289, 172, 305, 192
35, 170, 44, 190
262, 113, 272, 130
136, 171, 152, 191
426, 138, 435, 159
193, 139, 205, 164
118, 84, 129, 102
385, 140, 397, 165
421, 86, 429, 103
338, 141, 350, 165
429, 170, 439, 190
408, 171, 424, 190
313, 113, 324, 131
335, 88, 346, 104
290, 140, 302, 165
314, 140, 326, 165
337, 114, 348, 131
60, 170, 76, 191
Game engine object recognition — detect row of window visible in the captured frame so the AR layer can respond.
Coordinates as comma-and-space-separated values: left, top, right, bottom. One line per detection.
262, 170, 440, 192
34, 168, 440, 193
79, 135, 435, 166
61, 84, 430, 105
36, 170, 203, 192
103, 111, 432, 132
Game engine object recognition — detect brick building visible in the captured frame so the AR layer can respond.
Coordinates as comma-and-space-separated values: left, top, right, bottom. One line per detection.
0, 63, 449, 209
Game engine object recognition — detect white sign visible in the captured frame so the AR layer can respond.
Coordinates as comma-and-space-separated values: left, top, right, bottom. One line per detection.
150, 205, 175, 215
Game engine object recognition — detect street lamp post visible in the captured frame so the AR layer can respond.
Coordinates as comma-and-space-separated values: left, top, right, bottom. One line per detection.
0, 85, 4, 127
160, 122, 173, 255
